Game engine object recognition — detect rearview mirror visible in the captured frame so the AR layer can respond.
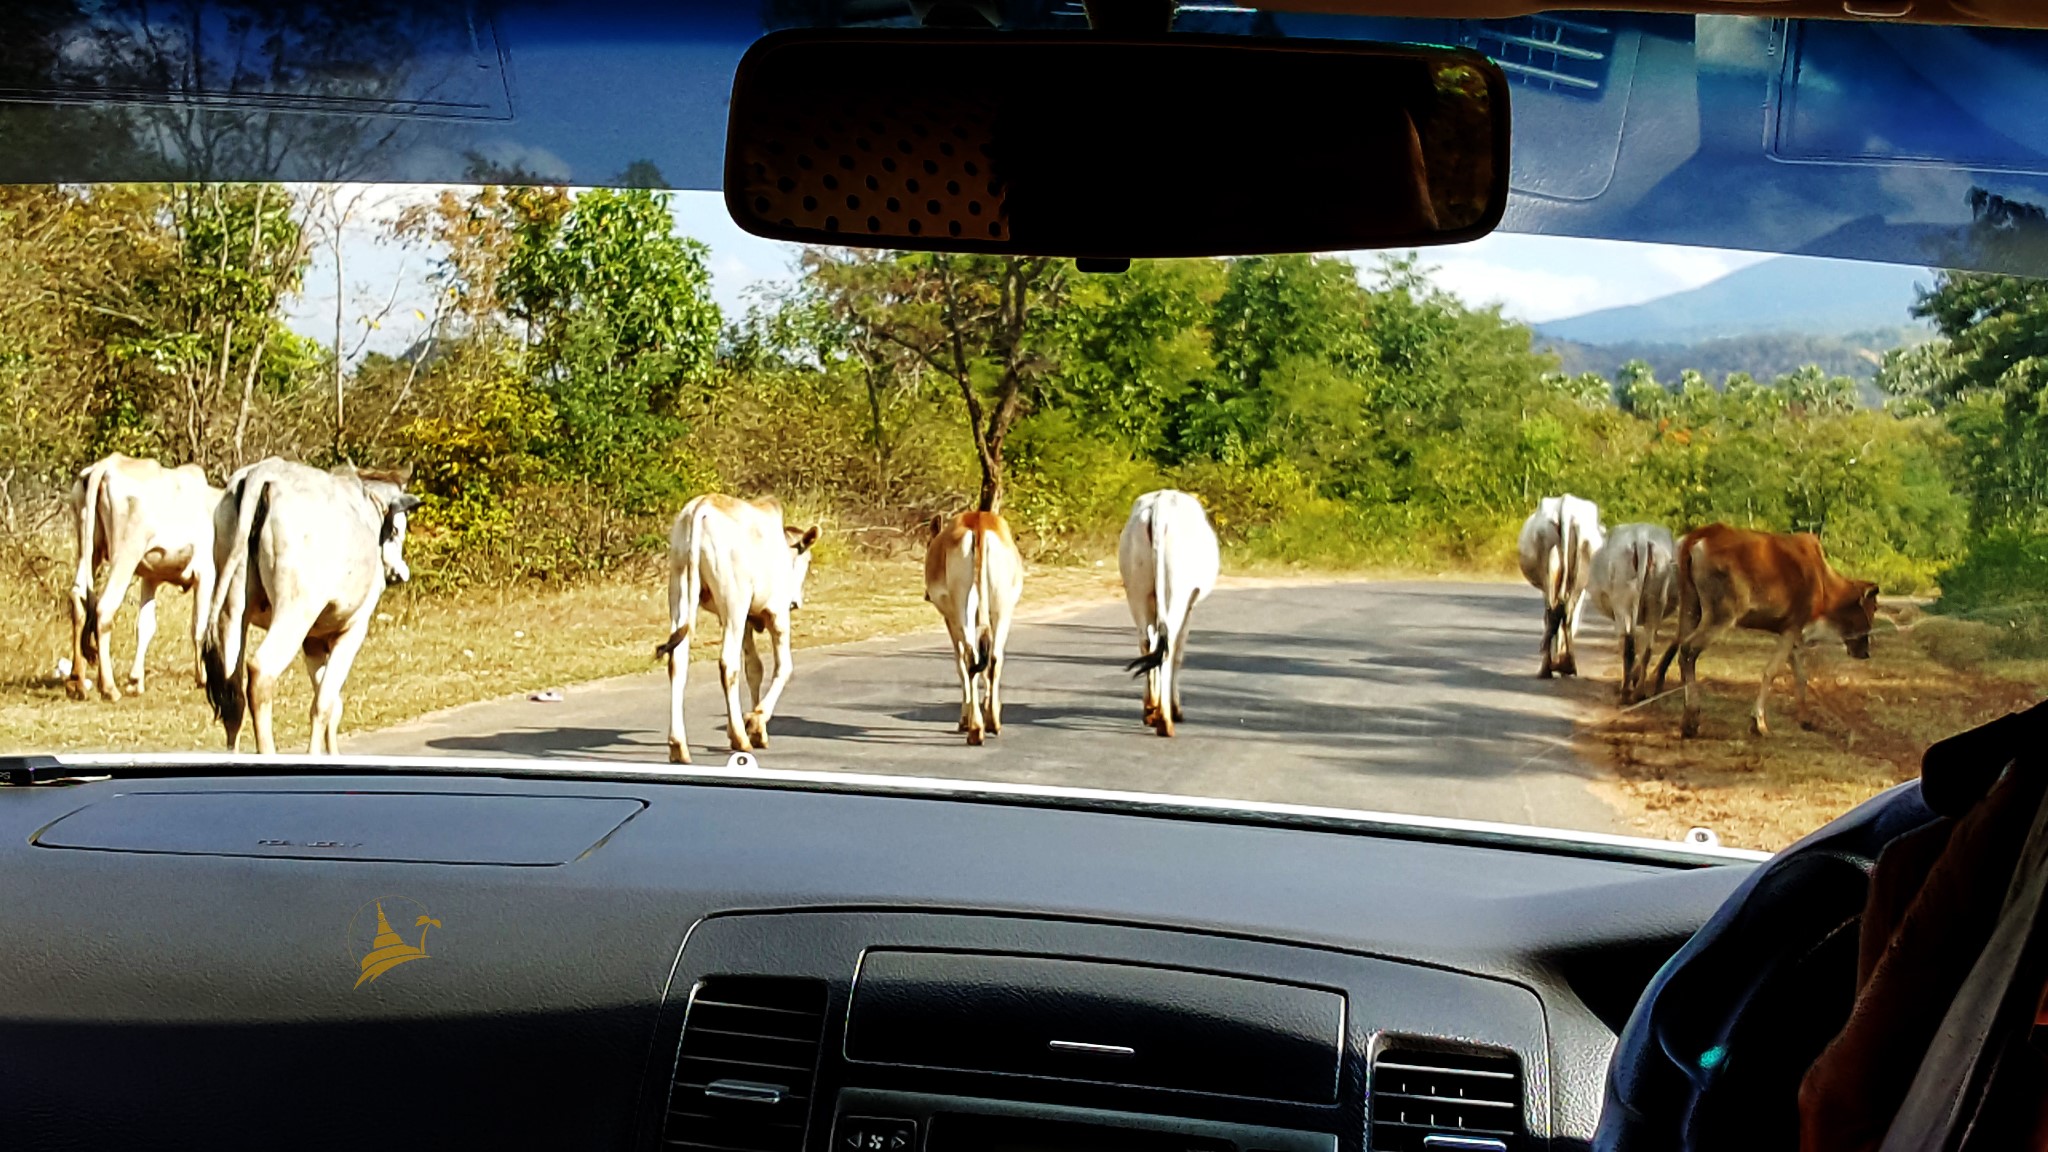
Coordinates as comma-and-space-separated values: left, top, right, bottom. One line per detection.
724, 31, 1510, 260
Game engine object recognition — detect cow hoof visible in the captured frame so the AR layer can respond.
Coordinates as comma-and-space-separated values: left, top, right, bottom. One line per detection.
1539, 667, 1554, 680
668, 743, 692, 765
63, 681, 85, 701
1749, 717, 1771, 738
1681, 718, 1701, 739
1171, 704, 1185, 723
1154, 723, 1173, 738
966, 728, 985, 747
744, 714, 769, 748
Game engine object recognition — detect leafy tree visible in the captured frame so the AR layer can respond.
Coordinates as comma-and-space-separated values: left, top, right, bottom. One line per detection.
502, 186, 721, 511
808, 249, 1068, 512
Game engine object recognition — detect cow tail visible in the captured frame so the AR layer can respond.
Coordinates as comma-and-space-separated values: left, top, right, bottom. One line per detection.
1125, 508, 1172, 677
655, 502, 708, 659
203, 478, 268, 733
1633, 539, 1655, 635
1652, 535, 1695, 694
73, 461, 109, 662
967, 526, 994, 676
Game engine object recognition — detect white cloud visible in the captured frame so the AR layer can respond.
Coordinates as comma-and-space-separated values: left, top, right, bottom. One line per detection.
1425, 259, 1607, 323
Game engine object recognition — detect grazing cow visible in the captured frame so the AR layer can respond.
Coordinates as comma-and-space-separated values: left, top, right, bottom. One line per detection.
202, 459, 420, 754
655, 495, 819, 765
1589, 522, 1678, 704
1516, 494, 1605, 678
65, 453, 222, 700
1651, 523, 1879, 738
1118, 489, 1221, 737
925, 510, 1024, 746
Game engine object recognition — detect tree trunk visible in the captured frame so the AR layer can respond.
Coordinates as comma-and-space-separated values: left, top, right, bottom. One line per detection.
332, 212, 346, 460
231, 328, 271, 467
978, 439, 1003, 513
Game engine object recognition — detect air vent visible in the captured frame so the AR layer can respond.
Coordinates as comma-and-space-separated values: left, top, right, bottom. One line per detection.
662, 976, 828, 1152
1461, 15, 1615, 98
1370, 1045, 1522, 1152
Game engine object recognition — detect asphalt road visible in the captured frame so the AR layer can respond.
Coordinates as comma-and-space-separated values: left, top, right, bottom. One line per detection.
353, 580, 1623, 832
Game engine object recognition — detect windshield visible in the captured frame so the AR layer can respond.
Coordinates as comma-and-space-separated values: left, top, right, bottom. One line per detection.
3, 8, 2046, 857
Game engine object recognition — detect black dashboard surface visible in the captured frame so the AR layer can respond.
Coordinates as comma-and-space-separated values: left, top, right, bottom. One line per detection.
0, 769, 1753, 1151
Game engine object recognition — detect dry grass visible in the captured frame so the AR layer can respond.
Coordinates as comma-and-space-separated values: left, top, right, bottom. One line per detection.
0, 549, 1123, 755
1580, 605, 2048, 852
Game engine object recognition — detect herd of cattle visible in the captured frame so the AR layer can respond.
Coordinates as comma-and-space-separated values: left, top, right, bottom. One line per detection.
57, 451, 1882, 759
1517, 493, 1882, 738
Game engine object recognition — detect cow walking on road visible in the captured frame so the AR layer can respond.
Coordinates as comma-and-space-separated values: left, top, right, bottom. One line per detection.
1118, 490, 1221, 737
1517, 494, 1605, 678
202, 459, 420, 754
925, 510, 1024, 746
656, 495, 819, 764
1589, 522, 1677, 704
1652, 523, 1879, 738
66, 453, 222, 700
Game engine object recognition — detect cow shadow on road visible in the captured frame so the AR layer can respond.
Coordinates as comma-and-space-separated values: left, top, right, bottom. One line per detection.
422, 725, 661, 760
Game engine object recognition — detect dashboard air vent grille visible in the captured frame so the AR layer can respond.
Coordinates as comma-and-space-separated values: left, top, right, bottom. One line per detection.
1370, 1045, 1522, 1152
662, 976, 828, 1152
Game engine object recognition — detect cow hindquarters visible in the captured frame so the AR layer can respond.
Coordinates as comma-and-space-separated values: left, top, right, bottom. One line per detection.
664, 634, 692, 764
983, 607, 1014, 738
305, 618, 372, 755
744, 612, 796, 750
716, 609, 753, 753
128, 579, 161, 695
89, 533, 152, 700
943, 615, 983, 744
245, 607, 318, 755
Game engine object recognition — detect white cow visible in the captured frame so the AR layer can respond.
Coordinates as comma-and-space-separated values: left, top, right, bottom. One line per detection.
1589, 522, 1678, 703
656, 495, 819, 764
924, 510, 1024, 746
1517, 494, 1605, 678
1118, 489, 1221, 737
66, 453, 222, 700
203, 459, 419, 754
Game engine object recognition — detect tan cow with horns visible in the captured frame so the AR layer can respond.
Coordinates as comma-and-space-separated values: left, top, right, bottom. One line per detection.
657, 495, 819, 764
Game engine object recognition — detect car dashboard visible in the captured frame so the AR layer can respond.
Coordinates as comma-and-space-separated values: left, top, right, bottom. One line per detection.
0, 762, 1756, 1151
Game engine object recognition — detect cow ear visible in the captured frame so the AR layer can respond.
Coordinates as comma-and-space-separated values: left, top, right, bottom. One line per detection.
1864, 583, 1881, 604
394, 493, 422, 515
797, 526, 820, 554
928, 513, 945, 537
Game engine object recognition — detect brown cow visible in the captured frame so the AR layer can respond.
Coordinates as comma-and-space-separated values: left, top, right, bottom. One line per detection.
924, 510, 1024, 746
1651, 524, 1878, 738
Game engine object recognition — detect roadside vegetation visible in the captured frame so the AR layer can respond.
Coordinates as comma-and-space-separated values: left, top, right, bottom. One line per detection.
1, 182, 2044, 850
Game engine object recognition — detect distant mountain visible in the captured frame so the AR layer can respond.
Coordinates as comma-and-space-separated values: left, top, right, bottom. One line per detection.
1543, 326, 1928, 386
1535, 256, 1932, 346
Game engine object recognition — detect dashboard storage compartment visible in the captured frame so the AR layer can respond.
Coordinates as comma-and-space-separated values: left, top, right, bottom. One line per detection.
845, 950, 1345, 1103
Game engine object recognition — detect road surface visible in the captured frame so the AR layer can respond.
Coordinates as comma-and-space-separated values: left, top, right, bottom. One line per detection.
353, 580, 1622, 832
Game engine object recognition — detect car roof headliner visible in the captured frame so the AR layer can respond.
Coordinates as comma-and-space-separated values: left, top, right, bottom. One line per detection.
3, 1, 2048, 275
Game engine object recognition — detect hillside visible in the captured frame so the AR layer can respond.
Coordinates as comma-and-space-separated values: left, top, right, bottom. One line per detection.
1543, 326, 1928, 385
1535, 255, 1930, 346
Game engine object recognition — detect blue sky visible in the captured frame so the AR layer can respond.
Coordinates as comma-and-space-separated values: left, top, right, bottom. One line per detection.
285, 187, 1773, 360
